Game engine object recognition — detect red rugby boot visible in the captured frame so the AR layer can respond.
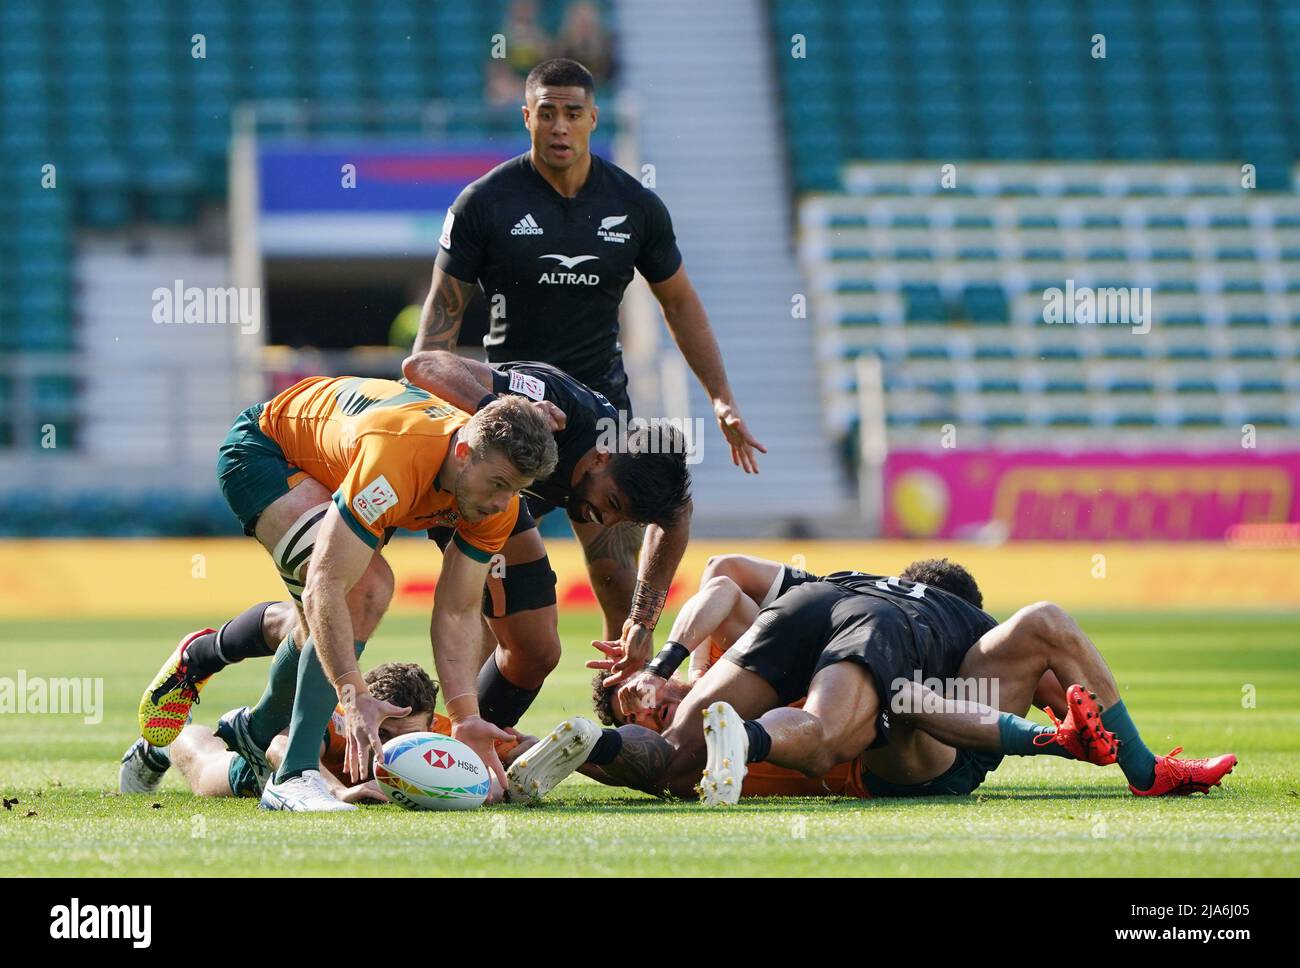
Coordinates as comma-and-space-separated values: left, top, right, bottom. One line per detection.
1130, 747, 1237, 796
1032, 683, 1118, 766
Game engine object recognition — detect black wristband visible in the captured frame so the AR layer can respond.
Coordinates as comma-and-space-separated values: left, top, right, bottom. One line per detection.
646, 641, 690, 680
475, 392, 497, 412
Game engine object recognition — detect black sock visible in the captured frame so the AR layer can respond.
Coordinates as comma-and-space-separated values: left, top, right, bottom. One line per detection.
185, 602, 277, 680
743, 720, 772, 763
587, 728, 624, 765
477, 653, 541, 728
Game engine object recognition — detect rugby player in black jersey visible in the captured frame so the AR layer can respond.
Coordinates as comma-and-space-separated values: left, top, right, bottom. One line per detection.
402, 351, 691, 727
411, 57, 765, 679
508, 559, 1237, 802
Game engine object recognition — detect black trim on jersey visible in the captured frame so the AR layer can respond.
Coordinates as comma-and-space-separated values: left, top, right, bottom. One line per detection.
491, 360, 618, 512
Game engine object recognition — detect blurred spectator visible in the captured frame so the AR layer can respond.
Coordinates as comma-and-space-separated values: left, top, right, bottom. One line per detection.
554, 1, 617, 87
488, 0, 554, 105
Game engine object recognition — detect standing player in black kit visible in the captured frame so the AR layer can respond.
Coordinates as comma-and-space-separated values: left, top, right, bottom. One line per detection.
412, 58, 765, 681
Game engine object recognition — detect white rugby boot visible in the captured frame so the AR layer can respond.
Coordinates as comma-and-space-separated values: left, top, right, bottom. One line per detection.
506, 717, 601, 803
697, 701, 748, 806
118, 737, 171, 794
259, 769, 356, 812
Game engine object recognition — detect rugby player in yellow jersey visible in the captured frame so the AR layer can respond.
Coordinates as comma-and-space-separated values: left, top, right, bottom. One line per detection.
121, 663, 443, 803
139, 375, 556, 812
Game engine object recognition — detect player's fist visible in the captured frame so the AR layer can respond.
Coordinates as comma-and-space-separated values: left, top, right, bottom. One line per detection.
531, 399, 566, 431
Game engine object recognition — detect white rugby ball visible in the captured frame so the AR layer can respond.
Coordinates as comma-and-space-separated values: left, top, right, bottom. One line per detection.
375, 732, 489, 811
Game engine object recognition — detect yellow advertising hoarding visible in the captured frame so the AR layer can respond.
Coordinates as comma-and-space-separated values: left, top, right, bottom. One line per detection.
0, 538, 1296, 619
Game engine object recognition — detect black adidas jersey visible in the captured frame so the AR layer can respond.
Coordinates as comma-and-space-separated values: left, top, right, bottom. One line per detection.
819, 571, 997, 643
435, 152, 683, 395
490, 360, 618, 511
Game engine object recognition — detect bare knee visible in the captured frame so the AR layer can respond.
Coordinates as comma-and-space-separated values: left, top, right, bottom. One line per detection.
495, 631, 561, 688
169, 727, 201, 772
1016, 601, 1076, 647
701, 573, 741, 602
586, 558, 636, 623
701, 554, 744, 588
261, 602, 297, 648
798, 746, 840, 779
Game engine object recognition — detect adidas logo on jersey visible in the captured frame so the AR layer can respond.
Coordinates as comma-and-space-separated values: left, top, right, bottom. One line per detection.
511, 213, 544, 235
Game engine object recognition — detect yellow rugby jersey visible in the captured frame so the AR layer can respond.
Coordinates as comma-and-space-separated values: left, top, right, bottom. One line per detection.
257, 376, 518, 558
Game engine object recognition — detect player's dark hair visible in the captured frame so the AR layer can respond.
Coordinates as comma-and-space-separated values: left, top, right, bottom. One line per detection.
898, 558, 984, 609
365, 662, 439, 715
525, 58, 595, 98
591, 672, 619, 726
608, 424, 692, 528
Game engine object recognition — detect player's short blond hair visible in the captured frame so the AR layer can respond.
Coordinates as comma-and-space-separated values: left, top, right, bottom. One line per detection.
465, 395, 558, 483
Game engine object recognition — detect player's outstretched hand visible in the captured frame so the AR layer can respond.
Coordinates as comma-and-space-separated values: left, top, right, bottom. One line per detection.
343, 692, 411, 783
452, 715, 512, 792
339, 780, 389, 805
586, 638, 626, 673
713, 399, 767, 474
601, 621, 653, 688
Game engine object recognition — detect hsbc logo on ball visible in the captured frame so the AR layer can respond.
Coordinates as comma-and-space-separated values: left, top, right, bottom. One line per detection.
424, 748, 455, 769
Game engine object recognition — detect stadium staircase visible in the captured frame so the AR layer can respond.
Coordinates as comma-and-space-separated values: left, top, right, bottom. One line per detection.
613, 0, 852, 535
77, 246, 244, 466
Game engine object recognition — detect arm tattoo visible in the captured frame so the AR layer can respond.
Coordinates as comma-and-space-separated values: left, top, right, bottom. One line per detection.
413, 272, 475, 353
581, 520, 645, 570
599, 725, 675, 797
629, 580, 667, 630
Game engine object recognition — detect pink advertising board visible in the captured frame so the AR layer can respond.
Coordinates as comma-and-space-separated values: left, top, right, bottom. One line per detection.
883, 451, 1300, 540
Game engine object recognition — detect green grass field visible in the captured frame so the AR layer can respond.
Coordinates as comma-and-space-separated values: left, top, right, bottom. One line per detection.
1, 611, 1298, 876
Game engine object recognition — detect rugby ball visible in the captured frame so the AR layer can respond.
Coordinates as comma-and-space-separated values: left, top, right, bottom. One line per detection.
375, 732, 489, 811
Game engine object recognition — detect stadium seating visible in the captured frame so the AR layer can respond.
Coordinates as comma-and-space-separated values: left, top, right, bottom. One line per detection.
800, 163, 1300, 443
772, 0, 1300, 448
0, 0, 612, 469
773, 0, 1300, 193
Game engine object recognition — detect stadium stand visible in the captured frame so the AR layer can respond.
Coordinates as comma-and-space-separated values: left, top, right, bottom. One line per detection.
801, 163, 1300, 445
772, 0, 1300, 455
0, 0, 614, 535
0, 0, 611, 456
